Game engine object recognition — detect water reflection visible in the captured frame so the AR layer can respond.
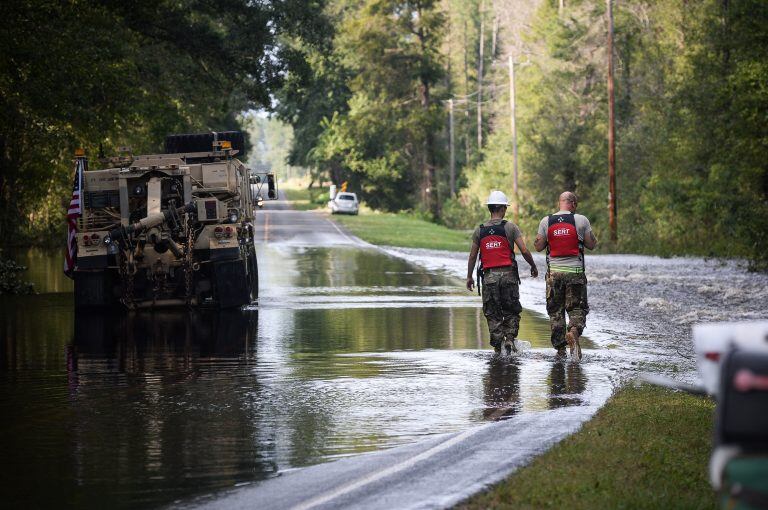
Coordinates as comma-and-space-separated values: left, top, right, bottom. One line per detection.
72, 309, 254, 363
5, 247, 73, 294
548, 361, 587, 409
2, 307, 266, 510
0, 246, 610, 509
483, 358, 521, 420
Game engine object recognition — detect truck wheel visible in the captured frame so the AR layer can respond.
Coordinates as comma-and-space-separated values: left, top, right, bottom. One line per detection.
248, 248, 258, 302
212, 259, 249, 308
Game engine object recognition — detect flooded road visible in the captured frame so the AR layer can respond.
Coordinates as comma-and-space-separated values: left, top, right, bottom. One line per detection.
2, 201, 615, 509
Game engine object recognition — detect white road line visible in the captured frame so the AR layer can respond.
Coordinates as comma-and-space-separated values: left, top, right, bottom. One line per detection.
325, 218, 361, 246
289, 423, 489, 510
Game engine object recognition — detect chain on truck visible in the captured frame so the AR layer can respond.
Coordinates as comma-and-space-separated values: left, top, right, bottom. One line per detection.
72, 131, 277, 309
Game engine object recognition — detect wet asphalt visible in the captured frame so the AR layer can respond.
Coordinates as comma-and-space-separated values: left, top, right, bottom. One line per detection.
176, 197, 619, 509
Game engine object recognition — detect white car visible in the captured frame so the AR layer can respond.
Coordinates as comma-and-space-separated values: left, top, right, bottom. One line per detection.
329, 192, 359, 215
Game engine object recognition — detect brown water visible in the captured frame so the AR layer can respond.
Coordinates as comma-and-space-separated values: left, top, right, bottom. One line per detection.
0, 246, 609, 509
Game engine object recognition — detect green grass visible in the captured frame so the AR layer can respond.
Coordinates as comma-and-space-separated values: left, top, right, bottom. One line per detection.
282, 187, 327, 211
457, 385, 717, 510
332, 211, 473, 252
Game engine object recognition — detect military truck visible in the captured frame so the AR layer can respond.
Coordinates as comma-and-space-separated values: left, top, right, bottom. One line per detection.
72, 131, 276, 309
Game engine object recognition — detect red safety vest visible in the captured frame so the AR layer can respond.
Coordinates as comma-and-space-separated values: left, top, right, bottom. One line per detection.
478, 221, 516, 269
547, 213, 580, 257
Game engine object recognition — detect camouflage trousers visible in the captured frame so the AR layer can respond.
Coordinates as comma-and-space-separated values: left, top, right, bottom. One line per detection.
546, 271, 589, 349
482, 270, 522, 348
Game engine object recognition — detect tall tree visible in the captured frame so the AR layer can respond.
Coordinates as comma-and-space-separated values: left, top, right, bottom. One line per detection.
298, 0, 445, 214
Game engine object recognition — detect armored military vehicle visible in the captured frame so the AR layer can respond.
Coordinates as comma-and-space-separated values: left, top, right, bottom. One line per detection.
72, 131, 276, 309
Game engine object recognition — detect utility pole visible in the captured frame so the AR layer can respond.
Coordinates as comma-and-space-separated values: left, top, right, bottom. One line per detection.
607, 0, 617, 242
477, 0, 485, 149
509, 56, 519, 222
448, 98, 456, 197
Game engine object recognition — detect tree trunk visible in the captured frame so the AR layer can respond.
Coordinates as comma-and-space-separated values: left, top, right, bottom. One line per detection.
417, 9, 439, 218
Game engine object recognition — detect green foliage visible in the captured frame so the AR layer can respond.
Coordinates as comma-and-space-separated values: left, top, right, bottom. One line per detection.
278, 0, 446, 214
440, 196, 485, 230
0, 0, 325, 247
639, 0, 768, 267
11, 0, 765, 265
283, 187, 329, 210
0, 257, 35, 295
455, 0, 768, 266
243, 114, 308, 181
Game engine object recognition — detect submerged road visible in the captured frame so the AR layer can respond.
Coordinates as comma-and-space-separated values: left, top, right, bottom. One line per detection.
3, 194, 763, 509
7, 192, 736, 509
179, 195, 622, 510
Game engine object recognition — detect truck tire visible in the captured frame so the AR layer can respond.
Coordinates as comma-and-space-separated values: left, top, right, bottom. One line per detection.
247, 248, 258, 302
212, 259, 250, 309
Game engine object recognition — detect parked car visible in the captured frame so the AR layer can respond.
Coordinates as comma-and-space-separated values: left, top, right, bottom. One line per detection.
329, 192, 359, 215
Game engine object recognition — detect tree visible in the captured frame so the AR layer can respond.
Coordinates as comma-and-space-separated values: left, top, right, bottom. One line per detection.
0, 0, 324, 245
296, 0, 445, 214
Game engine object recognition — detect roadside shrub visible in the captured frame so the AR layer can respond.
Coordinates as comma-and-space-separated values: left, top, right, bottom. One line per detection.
312, 191, 330, 205
440, 196, 486, 230
0, 258, 36, 295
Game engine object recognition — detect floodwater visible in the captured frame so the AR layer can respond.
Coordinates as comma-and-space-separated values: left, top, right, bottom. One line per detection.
0, 245, 610, 509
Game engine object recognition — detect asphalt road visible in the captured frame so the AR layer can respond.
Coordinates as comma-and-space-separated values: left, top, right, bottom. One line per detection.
252, 191, 367, 247
174, 194, 611, 510
182, 406, 595, 510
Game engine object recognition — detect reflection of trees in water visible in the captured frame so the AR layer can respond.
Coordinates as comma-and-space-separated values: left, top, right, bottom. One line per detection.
289, 307, 490, 355
65, 310, 278, 507
287, 247, 454, 290
482, 358, 521, 420
547, 361, 587, 409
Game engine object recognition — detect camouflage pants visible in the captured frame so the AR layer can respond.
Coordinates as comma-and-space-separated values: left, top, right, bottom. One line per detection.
482, 270, 522, 347
546, 271, 589, 349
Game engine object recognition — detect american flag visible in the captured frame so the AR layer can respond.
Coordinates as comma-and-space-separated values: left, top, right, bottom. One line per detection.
64, 157, 86, 277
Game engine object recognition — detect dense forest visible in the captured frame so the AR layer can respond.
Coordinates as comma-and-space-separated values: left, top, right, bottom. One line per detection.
1, 1, 766, 267
0, 0, 325, 243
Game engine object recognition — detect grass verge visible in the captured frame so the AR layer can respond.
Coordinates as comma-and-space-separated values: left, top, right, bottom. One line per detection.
332, 211, 473, 252
282, 187, 327, 211
457, 384, 717, 510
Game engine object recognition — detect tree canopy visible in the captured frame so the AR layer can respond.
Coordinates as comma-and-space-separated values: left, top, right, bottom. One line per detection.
1, 0, 766, 267
0, 0, 324, 243
277, 0, 768, 267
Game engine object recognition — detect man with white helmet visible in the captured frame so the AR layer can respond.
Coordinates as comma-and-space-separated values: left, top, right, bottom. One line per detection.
466, 190, 539, 354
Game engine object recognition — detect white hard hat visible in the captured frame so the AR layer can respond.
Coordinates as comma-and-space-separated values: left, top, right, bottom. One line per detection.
486, 190, 510, 206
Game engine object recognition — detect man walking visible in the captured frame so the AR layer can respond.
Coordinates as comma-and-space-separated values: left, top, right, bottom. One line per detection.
467, 191, 539, 355
534, 191, 597, 360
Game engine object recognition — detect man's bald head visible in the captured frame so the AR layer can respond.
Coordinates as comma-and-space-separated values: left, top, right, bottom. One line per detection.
558, 191, 578, 212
